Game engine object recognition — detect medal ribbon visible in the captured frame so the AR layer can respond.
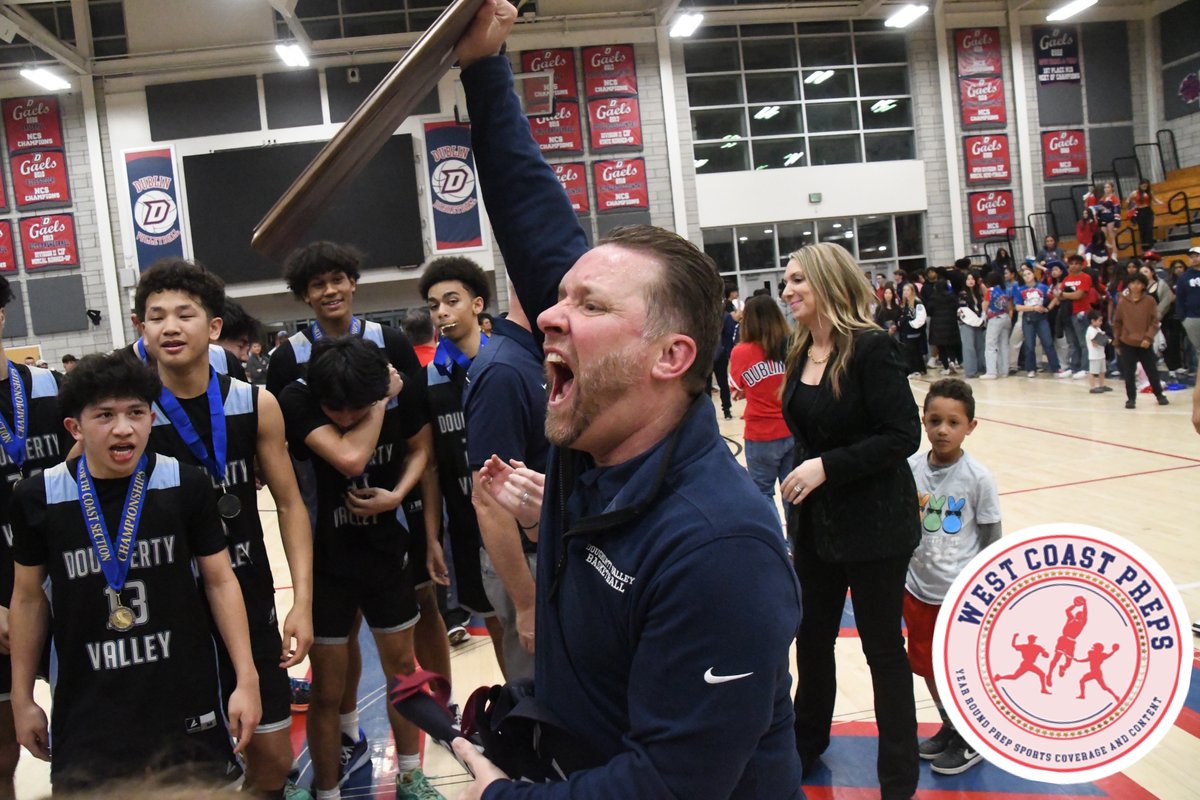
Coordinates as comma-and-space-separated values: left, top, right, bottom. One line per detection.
0, 362, 28, 468
310, 316, 362, 341
132, 338, 148, 362
77, 453, 149, 593
156, 368, 227, 483
433, 332, 488, 377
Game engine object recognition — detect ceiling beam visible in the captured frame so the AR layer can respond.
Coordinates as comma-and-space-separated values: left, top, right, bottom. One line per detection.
0, 2, 88, 73
266, 0, 312, 49
857, 0, 887, 15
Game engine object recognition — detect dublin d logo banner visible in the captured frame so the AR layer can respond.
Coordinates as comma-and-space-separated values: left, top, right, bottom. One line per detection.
123, 147, 185, 271
424, 121, 483, 252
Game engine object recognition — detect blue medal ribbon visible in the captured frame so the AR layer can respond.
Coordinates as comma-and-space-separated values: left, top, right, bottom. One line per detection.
132, 338, 148, 362
433, 332, 488, 377
310, 316, 362, 341
77, 453, 149, 593
155, 368, 227, 483
0, 362, 28, 468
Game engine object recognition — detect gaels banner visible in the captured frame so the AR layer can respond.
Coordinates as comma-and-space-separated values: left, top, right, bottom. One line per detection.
11, 150, 71, 208
530, 101, 584, 154
19, 213, 78, 270
963, 135, 1011, 184
1042, 129, 1088, 179
588, 98, 643, 151
583, 45, 638, 98
123, 147, 185, 271
593, 158, 649, 212
968, 190, 1015, 241
3, 96, 64, 153
960, 77, 1007, 127
955, 28, 1002, 77
520, 48, 578, 103
554, 162, 590, 215
0, 221, 14, 273
1033, 25, 1080, 83
424, 121, 483, 252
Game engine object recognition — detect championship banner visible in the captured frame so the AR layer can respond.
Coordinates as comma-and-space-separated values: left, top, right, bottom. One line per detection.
0, 221, 15, 273
1042, 129, 1088, 179
423, 121, 483, 252
2, 96, 64, 153
1033, 26, 1081, 84
554, 162, 590, 215
123, 147, 185, 271
520, 48, 578, 102
0, 160, 7, 213
583, 45, 638, 98
967, 189, 1015, 241
955, 28, 1002, 77
593, 158, 648, 212
11, 150, 71, 208
588, 98, 643, 151
19, 213, 78, 270
963, 135, 1011, 184
960, 76, 1007, 127
530, 101, 584, 154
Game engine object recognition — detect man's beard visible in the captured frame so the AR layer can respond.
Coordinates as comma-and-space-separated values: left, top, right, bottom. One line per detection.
545, 348, 640, 450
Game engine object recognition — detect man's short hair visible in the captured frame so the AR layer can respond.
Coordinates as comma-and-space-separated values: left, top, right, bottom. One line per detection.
418, 256, 491, 307
924, 377, 976, 421
401, 308, 435, 344
218, 300, 261, 343
0, 275, 12, 310
598, 225, 724, 396
1087, 309, 1103, 322
307, 336, 390, 410
1127, 271, 1149, 286
275, 330, 289, 342
134, 258, 225, 320
283, 241, 363, 299
61, 354, 77, 365
1067, 254, 1085, 263
60, 352, 162, 420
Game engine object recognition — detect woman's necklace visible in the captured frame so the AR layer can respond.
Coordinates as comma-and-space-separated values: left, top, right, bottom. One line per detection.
809, 345, 832, 364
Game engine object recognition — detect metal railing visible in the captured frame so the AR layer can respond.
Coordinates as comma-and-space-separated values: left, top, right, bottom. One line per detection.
1112, 156, 1141, 194
1005, 224, 1037, 258
1027, 211, 1058, 245
1049, 197, 1080, 241
1134, 143, 1165, 184
1115, 225, 1138, 255
1091, 170, 1120, 197
1158, 129, 1180, 174
1167, 190, 1195, 238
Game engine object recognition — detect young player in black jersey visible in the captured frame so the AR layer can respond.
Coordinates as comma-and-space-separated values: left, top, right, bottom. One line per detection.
8, 352, 261, 790
418, 257, 502, 659
277, 337, 442, 800
0, 275, 70, 800
268, 242, 449, 783
133, 260, 313, 800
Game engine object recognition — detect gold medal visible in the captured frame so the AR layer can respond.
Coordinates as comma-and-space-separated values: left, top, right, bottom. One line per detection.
108, 604, 135, 632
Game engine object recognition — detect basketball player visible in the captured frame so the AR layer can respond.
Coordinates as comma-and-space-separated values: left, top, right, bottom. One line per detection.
278, 336, 442, 800
1047, 596, 1088, 686
133, 260, 313, 799
0, 275, 70, 800
8, 352, 260, 789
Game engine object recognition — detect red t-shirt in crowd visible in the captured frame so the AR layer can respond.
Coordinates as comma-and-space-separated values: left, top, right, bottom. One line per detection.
729, 341, 791, 442
1061, 271, 1094, 315
413, 342, 436, 367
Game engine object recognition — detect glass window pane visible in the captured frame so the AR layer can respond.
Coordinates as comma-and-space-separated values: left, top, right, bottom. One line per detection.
693, 142, 749, 174
899, 257, 929, 275
799, 36, 852, 67
750, 137, 807, 170
703, 228, 737, 274
854, 19, 889, 33
740, 23, 794, 37
778, 221, 814, 261
797, 21, 850, 35
806, 102, 859, 133
749, 105, 804, 137
737, 226, 778, 273
817, 217, 857, 256
856, 34, 907, 64
692, 108, 747, 141
746, 72, 800, 103
295, 0, 339, 15
857, 217, 894, 259
692, 24, 739, 41
742, 40, 797, 71
801, 68, 854, 100
896, 214, 925, 257
344, 12, 406, 36
810, 135, 862, 165
865, 132, 916, 161
684, 41, 741, 73
687, 75, 744, 106
740, 270, 787, 298
858, 66, 909, 97
862, 98, 912, 129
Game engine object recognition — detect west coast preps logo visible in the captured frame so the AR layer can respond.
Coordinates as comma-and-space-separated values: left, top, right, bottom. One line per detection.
934, 524, 1190, 783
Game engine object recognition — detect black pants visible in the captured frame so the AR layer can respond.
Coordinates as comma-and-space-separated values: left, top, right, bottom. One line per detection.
900, 336, 925, 374
1162, 317, 1184, 372
1135, 207, 1154, 249
1117, 343, 1164, 401
712, 350, 732, 415
793, 536, 918, 800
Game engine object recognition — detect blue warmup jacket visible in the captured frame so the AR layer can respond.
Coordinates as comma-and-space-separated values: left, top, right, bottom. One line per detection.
462, 55, 804, 800
1175, 268, 1200, 320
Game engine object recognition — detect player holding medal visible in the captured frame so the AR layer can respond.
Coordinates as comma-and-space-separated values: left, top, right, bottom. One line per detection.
7, 352, 260, 789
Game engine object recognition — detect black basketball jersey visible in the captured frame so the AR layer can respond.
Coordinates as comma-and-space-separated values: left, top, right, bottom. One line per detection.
425, 361, 479, 548
146, 374, 276, 639
0, 363, 70, 606
9, 454, 236, 785
279, 379, 428, 580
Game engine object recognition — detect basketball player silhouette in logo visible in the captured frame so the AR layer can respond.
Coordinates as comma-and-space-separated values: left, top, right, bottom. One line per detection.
1077, 643, 1121, 702
993, 633, 1053, 694
1046, 596, 1088, 687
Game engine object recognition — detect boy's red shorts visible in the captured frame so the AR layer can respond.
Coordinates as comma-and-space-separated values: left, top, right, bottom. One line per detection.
903, 590, 941, 679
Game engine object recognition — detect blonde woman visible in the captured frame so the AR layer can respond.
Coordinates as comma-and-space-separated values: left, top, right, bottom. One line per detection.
777, 243, 921, 799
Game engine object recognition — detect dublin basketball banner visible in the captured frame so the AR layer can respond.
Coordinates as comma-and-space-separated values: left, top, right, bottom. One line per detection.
423, 121, 483, 252
123, 147, 185, 271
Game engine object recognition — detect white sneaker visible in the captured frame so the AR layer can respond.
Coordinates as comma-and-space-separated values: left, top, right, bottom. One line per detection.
980, 374, 997, 380
1027, 371, 1036, 378
907, 371, 922, 379
1072, 370, 1088, 379
939, 368, 952, 376
1055, 369, 1071, 378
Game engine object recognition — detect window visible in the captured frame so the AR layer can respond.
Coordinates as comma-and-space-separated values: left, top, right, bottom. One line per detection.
684, 20, 914, 174
0, 0, 127, 64
279, 0, 464, 40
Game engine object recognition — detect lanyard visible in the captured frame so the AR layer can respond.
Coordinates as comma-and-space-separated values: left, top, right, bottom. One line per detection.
156, 368, 227, 484
433, 332, 487, 377
0, 362, 28, 468
311, 316, 362, 341
77, 453, 149, 593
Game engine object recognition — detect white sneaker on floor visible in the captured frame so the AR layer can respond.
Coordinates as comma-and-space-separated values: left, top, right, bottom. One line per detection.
979, 374, 997, 380
1027, 371, 1036, 378
1072, 370, 1088, 379
939, 368, 952, 376
1055, 369, 1071, 378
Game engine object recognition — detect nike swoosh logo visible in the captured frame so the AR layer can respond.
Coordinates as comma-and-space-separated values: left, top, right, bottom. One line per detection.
704, 668, 753, 684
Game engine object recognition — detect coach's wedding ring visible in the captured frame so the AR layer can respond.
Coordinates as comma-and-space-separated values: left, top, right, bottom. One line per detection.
521, 491, 530, 506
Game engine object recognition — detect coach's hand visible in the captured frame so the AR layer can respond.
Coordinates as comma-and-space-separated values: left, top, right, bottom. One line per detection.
453, 737, 509, 799
455, 0, 517, 70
